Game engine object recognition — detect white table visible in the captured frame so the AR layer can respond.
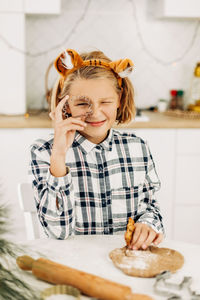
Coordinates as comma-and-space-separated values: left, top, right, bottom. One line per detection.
23, 235, 200, 300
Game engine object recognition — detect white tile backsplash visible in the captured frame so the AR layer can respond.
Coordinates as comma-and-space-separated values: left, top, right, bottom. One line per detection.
26, 0, 200, 109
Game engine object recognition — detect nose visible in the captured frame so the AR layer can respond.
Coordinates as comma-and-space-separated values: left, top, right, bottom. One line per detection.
90, 102, 102, 117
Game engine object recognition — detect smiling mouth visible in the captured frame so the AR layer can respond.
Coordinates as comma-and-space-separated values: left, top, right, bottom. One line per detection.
86, 120, 106, 126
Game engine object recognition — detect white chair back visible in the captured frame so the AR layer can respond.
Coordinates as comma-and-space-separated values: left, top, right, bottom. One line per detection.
18, 183, 40, 240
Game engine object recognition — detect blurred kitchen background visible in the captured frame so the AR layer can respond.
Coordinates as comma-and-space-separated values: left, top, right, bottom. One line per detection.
0, 0, 200, 243
25, 0, 200, 111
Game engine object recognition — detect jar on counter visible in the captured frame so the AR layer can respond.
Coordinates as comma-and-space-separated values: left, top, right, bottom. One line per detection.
157, 99, 168, 112
169, 90, 177, 110
176, 90, 184, 110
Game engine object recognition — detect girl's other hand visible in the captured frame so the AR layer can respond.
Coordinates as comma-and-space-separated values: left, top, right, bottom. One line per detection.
51, 95, 87, 156
129, 223, 163, 250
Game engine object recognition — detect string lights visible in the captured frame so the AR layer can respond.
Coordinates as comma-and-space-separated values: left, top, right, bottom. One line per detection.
130, 0, 200, 66
0, 0, 199, 63
0, 0, 91, 57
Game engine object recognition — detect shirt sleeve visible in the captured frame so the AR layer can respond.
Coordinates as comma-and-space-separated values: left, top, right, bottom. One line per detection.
135, 141, 165, 235
29, 141, 74, 239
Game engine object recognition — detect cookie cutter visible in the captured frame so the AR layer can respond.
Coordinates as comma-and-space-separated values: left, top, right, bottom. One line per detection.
62, 95, 93, 119
154, 270, 200, 300
41, 284, 81, 299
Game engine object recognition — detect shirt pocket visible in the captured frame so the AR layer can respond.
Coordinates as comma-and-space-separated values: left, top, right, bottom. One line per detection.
110, 186, 138, 230
109, 166, 146, 191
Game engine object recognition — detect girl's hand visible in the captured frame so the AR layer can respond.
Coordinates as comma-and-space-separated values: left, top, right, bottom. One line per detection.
49, 95, 87, 156
129, 223, 163, 250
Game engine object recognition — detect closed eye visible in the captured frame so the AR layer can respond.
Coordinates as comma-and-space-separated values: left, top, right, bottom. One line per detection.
76, 102, 89, 106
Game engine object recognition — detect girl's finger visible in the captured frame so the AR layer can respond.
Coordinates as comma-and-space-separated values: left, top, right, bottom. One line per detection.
55, 95, 69, 121
63, 124, 85, 132
141, 230, 156, 249
49, 112, 55, 120
62, 117, 87, 128
153, 233, 164, 246
131, 225, 142, 245
132, 227, 148, 250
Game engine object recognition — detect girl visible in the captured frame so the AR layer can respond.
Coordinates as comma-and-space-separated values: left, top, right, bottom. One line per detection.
29, 49, 164, 249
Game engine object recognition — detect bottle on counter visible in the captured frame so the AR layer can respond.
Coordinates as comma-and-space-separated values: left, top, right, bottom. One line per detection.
169, 90, 177, 110
187, 63, 200, 112
189, 62, 200, 105
176, 90, 184, 110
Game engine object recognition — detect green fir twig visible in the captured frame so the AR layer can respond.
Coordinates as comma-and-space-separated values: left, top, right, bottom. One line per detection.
0, 204, 41, 300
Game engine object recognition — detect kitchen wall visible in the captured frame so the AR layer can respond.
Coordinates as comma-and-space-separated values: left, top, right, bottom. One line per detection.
26, 0, 200, 110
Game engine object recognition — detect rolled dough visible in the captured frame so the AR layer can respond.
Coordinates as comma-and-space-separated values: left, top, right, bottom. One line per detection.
109, 246, 184, 278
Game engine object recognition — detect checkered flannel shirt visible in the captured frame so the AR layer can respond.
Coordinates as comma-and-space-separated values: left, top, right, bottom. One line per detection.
29, 129, 164, 239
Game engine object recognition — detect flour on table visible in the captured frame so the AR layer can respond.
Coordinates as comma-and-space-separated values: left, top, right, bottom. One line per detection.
116, 248, 158, 270
109, 246, 184, 278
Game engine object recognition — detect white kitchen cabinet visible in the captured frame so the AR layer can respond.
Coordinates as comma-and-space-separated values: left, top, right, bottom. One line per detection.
175, 156, 200, 205
118, 129, 176, 240
174, 129, 200, 244
0, 129, 52, 241
174, 205, 200, 244
0, 13, 26, 114
0, 0, 61, 115
0, 0, 24, 12
155, 0, 200, 18
0, 0, 61, 14
119, 128, 200, 244
176, 129, 200, 154
25, 0, 61, 15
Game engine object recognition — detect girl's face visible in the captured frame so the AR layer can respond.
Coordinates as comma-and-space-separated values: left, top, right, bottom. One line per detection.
68, 78, 120, 144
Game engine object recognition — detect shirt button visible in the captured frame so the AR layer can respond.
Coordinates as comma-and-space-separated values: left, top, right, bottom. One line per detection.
98, 165, 103, 172
102, 200, 106, 206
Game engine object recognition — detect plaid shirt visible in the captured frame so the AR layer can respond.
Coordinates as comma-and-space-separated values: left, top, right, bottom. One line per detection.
29, 129, 164, 239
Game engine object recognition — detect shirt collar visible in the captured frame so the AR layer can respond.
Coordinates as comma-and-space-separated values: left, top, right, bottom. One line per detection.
72, 129, 114, 154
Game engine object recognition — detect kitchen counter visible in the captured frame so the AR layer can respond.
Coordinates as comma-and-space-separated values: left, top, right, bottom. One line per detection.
1, 110, 200, 128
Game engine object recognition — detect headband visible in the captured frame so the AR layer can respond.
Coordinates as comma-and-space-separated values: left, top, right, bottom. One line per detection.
54, 49, 134, 89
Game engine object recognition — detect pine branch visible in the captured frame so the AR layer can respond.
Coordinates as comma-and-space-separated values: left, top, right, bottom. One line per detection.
0, 204, 41, 300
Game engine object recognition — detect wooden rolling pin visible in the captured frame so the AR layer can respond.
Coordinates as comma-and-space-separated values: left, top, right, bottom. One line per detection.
16, 255, 153, 300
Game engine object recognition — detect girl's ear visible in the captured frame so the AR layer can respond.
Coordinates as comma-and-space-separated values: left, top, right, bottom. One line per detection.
54, 49, 83, 77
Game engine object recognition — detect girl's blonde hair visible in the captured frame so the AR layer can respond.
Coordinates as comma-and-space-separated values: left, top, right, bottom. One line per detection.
51, 50, 135, 124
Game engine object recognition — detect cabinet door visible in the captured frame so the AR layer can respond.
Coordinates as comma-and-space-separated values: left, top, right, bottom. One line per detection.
0, 129, 52, 241
174, 129, 200, 243
155, 0, 200, 18
0, 13, 26, 114
0, 0, 24, 12
176, 129, 200, 154
175, 156, 200, 205
174, 205, 200, 244
25, 0, 61, 14
117, 129, 176, 239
